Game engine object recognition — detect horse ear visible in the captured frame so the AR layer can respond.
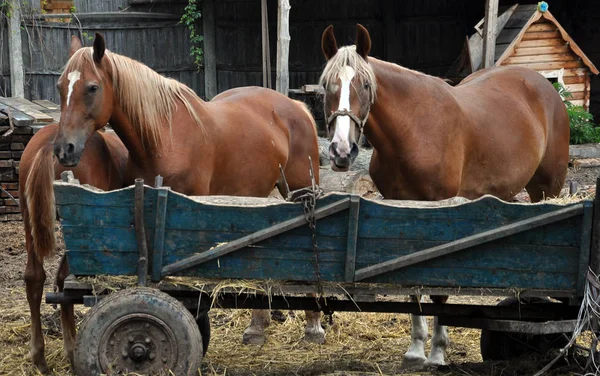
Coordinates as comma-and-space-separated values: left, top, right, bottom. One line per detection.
93, 33, 106, 63
69, 35, 83, 57
321, 25, 338, 60
355, 24, 371, 60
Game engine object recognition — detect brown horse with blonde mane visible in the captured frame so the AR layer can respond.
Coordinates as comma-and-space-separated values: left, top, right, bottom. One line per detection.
320, 24, 569, 367
52, 34, 323, 351
21, 124, 128, 373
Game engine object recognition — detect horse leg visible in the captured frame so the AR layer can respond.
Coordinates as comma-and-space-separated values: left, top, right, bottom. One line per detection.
304, 293, 325, 343
242, 310, 271, 345
525, 132, 569, 202
526, 167, 567, 202
425, 295, 449, 367
24, 238, 49, 374
402, 295, 428, 368
55, 254, 76, 366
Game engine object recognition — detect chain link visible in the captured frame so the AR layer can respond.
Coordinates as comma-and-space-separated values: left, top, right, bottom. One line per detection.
290, 157, 325, 307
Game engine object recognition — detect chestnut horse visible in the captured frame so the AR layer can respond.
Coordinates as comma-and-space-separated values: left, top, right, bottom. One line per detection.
320, 24, 569, 367
53, 34, 323, 348
21, 124, 128, 373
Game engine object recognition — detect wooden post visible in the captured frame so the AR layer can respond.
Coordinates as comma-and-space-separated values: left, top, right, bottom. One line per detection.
482, 0, 499, 69
8, 0, 24, 98
261, 0, 272, 89
275, 0, 290, 95
202, 0, 217, 99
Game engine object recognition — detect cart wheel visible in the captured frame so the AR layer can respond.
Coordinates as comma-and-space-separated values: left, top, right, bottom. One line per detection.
480, 297, 569, 360
74, 287, 203, 376
196, 312, 211, 356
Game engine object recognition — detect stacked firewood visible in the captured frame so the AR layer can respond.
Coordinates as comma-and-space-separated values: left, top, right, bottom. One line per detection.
0, 98, 60, 221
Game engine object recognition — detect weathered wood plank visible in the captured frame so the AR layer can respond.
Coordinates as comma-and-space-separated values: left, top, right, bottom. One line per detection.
577, 201, 593, 295
518, 38, 567, 48
521, 30, 562, 41
563, 68, 590, 77
354, 204, 584, 281
505, 53, 578, 65
0, 97, 54, 123
527, 22, 558, 32
514, 46, 570, 56
506, 61, 585, 71
564, 83, 586, 93
161, 197, 351, 275
482, 0, 499, 68
0, 103, 34, 127
32, 99, 59, 110
151, 188, 169, 282
573, 159, 600, 169
345, 196, 360, 282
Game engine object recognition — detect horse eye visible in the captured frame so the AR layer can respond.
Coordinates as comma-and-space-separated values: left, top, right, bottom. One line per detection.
364, 82, 370, 89
88, 85, 99, 94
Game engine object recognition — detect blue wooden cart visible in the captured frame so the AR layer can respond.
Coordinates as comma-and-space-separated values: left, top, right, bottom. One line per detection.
46, 172, 600, 375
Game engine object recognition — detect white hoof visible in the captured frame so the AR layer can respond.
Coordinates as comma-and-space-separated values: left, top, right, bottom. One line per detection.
303, 328, 325, 344
402, 352, 427, 369
424, 355, 446, 368
242, 329, 266, 345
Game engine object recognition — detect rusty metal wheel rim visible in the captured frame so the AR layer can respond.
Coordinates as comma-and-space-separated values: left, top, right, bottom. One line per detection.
98, 313, 178, 373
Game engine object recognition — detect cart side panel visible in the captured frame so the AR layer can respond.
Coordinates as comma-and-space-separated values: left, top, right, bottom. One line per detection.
355, 196, 587, 291
159, 192, 350, 281
54, 183, 590, 294
55, 184, 157, 276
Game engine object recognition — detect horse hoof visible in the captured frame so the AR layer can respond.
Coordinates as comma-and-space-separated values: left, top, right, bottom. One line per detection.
402, 354, 427, 369
34, 361, 50, 375
303, 330, 325, 344
242, 332, 266, 345
424, 357, 446, 368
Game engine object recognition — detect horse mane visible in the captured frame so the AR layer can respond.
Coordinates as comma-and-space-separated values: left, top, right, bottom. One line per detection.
319, 46, 377, 104
61, 47, 204, 149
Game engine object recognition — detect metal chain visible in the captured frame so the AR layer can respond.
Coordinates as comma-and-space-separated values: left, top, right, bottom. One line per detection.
290, 157, 324, 302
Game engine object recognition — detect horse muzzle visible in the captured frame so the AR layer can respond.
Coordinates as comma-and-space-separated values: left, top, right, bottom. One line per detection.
54, 140, 83, 167
329, 142, 359, 172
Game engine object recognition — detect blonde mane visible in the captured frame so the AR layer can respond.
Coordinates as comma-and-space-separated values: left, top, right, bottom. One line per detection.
61, 47, 204, 149
319, 45, 377, 104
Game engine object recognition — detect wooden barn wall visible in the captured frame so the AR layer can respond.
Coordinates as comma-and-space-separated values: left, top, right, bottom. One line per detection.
0, 21, 10, 97
0, 12, 202, 101
2, 0, 600, 121
214, 0, 481, 92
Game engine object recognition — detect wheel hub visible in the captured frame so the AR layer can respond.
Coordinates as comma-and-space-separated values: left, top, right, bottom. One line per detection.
98, 313, 178, 373
130, 343, 148, 361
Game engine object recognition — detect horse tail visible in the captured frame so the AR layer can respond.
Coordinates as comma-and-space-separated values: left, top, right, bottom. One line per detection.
24, 143, 57, 260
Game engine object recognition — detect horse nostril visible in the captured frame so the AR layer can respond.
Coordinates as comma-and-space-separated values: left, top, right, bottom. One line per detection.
66, 143, 75, 154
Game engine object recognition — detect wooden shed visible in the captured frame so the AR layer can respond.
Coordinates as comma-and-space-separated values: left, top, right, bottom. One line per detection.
448, 3, 599, 110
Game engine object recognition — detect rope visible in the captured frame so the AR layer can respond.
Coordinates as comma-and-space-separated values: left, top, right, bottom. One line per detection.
534, 269, 600, 375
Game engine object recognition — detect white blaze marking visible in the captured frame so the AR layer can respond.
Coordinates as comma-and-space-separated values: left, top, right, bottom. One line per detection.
66, 70, 81, 107
332, 66, 355, 157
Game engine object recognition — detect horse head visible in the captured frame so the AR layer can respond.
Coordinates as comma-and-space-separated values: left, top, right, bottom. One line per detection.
54, 33, 114, 166
320, 24, 376, 172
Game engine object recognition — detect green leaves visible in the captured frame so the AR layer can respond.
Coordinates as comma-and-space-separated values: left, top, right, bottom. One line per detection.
180, 0, 203, 71
553, 82, 600, 144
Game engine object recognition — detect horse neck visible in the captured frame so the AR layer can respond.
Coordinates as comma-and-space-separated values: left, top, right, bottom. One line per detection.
365, 61, 438, 154
108, 106, 151, 167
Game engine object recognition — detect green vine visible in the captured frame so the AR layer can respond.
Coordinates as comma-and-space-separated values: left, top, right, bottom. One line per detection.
0, 0, 12, 18
180, 0, 203, 71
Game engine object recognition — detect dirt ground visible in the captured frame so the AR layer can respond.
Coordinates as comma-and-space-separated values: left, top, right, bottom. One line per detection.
0, 166, 597, 376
